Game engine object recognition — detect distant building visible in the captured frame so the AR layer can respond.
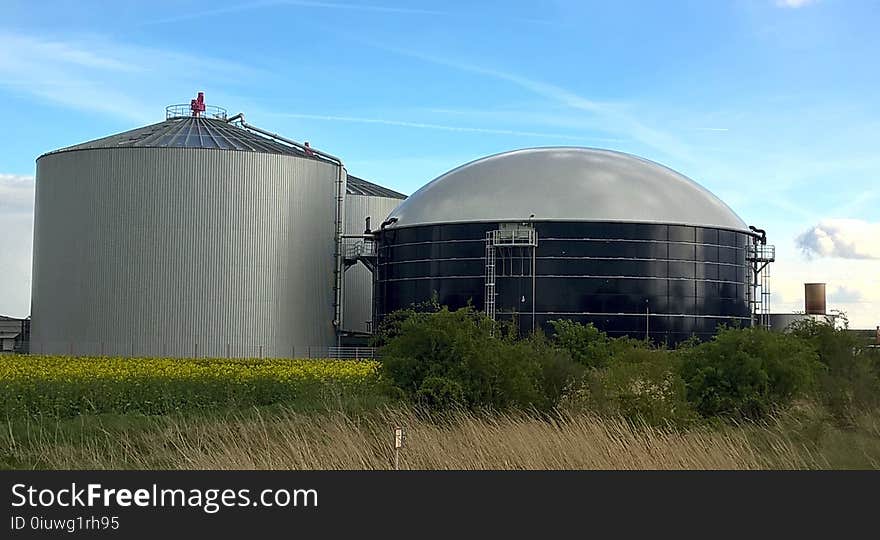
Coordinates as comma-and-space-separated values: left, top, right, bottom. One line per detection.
767, 312, 840, 332
0, 315, 30, 353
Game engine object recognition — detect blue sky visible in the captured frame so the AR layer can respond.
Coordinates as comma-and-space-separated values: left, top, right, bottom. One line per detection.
0, 0, 878, 327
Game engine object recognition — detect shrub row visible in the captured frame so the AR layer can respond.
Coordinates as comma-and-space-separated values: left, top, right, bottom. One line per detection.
375, 307, 880, 424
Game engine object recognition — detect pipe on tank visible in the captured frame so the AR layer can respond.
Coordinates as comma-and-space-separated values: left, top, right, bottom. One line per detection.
226, 113, 342, 164
749, 225, 767, 244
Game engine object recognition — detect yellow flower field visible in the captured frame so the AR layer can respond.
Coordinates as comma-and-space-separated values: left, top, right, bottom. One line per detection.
0, 355, 381, 418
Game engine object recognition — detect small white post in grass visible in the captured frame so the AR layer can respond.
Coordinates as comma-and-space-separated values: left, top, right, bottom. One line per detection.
394, 426, 406, 470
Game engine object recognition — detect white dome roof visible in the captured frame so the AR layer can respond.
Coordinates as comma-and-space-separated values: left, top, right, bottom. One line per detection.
386, 147, 748, 231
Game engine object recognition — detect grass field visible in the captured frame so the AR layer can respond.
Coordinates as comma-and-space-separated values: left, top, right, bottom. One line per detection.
2, 354, 878, 470
2, 402, 879, 469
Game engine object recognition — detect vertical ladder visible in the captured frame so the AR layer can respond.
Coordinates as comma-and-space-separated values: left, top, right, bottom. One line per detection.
485, 232, 497, 320
761, 258, 771, 329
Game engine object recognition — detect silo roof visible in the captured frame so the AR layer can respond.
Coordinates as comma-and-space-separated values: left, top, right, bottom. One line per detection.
38, 116, 405, 198
347, 175, 406, 199
386, 147, 749, 232
41, 117, 312, 158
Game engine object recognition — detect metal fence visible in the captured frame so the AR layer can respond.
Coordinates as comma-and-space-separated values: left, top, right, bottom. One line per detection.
24, 341, 377, 360
324, 347, 378, 359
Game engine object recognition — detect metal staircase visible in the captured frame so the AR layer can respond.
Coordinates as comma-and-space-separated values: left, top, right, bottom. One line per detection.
747, 242, 775, 330
344, 239, 377, 273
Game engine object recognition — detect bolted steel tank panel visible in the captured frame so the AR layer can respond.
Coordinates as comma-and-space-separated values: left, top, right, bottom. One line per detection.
375, 221, 751, 345
31, 147, 339, 357
342, 193, 403, 334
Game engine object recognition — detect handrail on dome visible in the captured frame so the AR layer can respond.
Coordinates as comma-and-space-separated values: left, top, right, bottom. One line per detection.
165, 104, 228, 120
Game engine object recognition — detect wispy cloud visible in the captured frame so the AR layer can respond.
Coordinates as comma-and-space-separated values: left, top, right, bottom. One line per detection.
143, 0, 287, 24
693, 127, 730, 132
827, 188, 880, 218
796, 219, 880, 259
412, 106, 628, 139
828, 285, 864, 304
144, 0, 557, 26
0, 32, 260, 122
276, 112, 621, 142
361, 44, 696, 162
776, 0, 817, 8
0, 174, 34, 318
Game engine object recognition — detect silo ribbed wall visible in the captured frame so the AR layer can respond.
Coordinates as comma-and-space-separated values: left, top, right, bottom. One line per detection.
31, 147, 339, 357
342, 194, 401, 333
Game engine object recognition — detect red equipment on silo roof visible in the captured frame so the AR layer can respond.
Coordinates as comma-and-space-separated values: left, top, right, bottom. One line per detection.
190, 92, 206, 116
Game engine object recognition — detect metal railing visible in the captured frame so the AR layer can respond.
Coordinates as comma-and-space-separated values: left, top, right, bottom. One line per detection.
324, 347, 378, 359
490, 227, 538, 247
165, 104, 228, 120
25, 341, 378, 360
345, 239, 376, 259
747, 243, 776, 262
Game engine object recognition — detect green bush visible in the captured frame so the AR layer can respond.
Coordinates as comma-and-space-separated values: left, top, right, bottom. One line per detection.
527, 333, 586, 410
549, 320, 613, 369
379, 308, 872, 424
677, 327, 820, 419
574, 348, 695, 427
788, 318, 880, 420
415, 376, 465, 409
549, 319, 650, 368
370, 296, 441, 348
378, 307, 583, 410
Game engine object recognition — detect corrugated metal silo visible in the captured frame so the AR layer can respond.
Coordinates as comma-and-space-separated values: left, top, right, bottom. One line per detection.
31, 110, 344, 357
342, 176, 406, 334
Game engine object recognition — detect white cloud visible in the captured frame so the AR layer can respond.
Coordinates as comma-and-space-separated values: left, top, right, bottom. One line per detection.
0, 175, 34, 318
776, 0, 817, 8
828, 286, 863, 304
771, 239, 878, 329
0, 174, 35, 214
795, 219, 880, 259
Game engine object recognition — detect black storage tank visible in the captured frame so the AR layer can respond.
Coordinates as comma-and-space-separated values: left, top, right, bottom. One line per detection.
374, 148, 756, 344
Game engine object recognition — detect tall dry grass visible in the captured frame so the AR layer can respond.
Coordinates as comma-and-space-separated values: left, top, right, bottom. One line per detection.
3, 406, 826, 470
